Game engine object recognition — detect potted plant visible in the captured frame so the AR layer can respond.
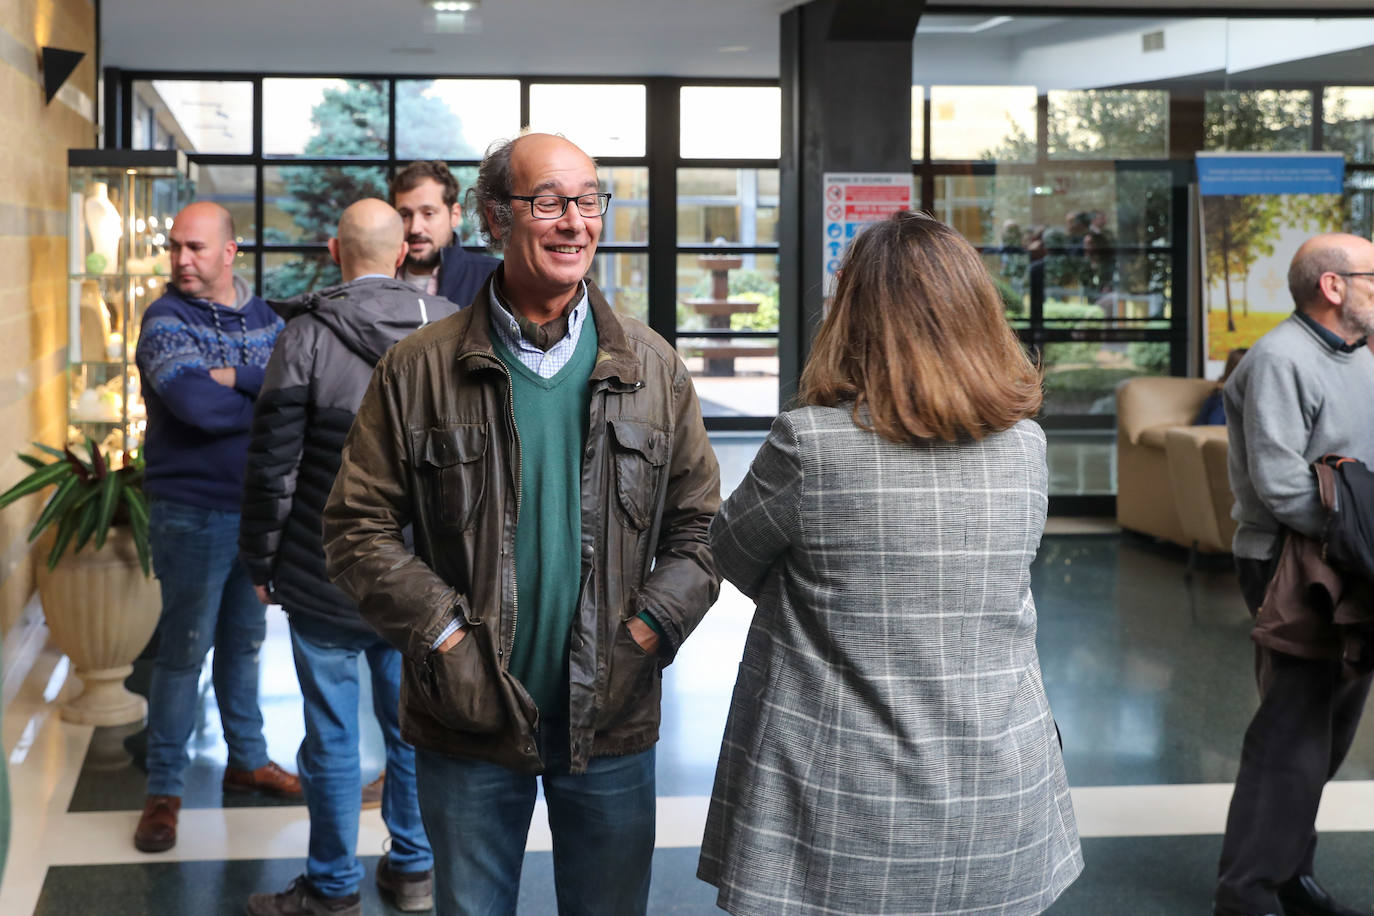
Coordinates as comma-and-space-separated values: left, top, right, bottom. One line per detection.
0, 440, 160, 725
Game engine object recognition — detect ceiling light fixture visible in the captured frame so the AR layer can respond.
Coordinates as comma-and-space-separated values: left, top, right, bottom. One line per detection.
428, 0, 476, 11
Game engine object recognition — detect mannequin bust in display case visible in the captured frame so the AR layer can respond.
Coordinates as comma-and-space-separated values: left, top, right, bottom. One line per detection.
77, 280, 113, 363
84, 182, 121, 274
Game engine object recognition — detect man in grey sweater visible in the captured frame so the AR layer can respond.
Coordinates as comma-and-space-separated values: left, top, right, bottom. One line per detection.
1214, 233, 1374, 916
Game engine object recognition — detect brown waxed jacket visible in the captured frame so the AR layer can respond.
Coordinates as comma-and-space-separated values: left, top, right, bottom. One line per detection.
322, 276, 721, 774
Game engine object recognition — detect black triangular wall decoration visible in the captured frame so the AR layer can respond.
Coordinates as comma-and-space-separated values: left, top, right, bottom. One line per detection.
42, 47, 85, 105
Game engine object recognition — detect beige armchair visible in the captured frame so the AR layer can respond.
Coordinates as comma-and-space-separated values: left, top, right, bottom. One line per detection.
1165, 426, 1237, 554
1115, 376, 1232, 551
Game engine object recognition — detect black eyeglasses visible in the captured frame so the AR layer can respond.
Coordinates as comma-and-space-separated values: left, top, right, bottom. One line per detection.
1339, 272, 1374, 279
509, 193, 612, 220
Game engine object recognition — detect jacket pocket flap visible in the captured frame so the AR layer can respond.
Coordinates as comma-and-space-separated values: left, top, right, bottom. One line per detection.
417, 425, 487, 468
609, 419, 668, 465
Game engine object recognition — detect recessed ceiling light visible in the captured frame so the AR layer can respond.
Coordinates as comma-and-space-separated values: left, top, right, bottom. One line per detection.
427, 0, 476, 10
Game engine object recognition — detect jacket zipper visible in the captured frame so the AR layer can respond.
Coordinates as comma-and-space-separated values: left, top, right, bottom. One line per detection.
502, 362, 522, 669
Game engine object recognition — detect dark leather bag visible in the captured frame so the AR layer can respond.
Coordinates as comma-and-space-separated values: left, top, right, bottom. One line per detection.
1316, 454, 1374, 588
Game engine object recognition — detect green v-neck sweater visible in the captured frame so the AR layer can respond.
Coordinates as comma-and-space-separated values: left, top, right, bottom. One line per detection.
491, 319, 598, 718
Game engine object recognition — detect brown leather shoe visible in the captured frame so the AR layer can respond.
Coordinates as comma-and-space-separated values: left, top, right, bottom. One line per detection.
223, 761, 303, 799
134, 794, 181, 852
361, 771, 384, 810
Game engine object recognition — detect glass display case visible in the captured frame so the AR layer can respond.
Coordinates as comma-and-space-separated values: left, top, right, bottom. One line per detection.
67, 149, 195, 462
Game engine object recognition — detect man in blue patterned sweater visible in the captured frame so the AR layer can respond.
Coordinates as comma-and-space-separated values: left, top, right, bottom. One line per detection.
132, 201, 299, 854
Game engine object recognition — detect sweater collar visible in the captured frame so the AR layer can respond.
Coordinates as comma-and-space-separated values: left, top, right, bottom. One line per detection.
1294, 308, 1367, 353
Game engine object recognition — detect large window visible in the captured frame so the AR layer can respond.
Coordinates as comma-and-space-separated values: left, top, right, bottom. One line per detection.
121, 74, 781, 426
675, 84, 782, 419
912, 13, 1374, 503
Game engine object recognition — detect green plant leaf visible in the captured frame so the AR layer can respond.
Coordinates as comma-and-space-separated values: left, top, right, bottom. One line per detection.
0, 460, 70, 509
18, 454, 47, 470
31, 443, 66, 461
71, 488, 104, 553
46, 508, 81, 571
92, 470, 121, 549
24, 475, 82, 540
122, 488, 152, 576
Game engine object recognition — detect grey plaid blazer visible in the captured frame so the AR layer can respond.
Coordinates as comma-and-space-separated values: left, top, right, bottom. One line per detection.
698, 407, 1082, 916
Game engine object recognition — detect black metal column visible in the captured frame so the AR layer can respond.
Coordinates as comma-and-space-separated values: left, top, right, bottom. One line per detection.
778, 0, 923, 408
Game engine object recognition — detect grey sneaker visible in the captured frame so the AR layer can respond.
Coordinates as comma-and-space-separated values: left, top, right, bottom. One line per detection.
376, 853, 435, 912
245, 876, 361, 916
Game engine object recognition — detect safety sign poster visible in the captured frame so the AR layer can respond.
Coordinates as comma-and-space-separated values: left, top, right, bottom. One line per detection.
822, 173, 914, 292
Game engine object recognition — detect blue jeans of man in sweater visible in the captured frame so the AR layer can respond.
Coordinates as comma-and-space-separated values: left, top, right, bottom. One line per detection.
145, 499, 269, 796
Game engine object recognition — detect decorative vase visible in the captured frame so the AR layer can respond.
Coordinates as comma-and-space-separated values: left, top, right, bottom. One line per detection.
36, 527, 160, 726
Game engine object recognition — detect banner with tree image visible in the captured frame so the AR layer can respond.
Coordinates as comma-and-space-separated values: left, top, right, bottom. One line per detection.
1198, 153, 1344, 370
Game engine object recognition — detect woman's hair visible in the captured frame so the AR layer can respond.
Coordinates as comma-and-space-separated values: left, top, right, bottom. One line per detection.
799, 210, 1042, 443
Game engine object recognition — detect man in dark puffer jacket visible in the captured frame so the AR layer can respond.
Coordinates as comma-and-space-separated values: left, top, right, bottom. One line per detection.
239, 199, 460, 916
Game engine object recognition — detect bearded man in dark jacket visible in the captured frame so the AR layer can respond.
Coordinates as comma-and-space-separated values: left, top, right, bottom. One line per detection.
239, 199, 458, 916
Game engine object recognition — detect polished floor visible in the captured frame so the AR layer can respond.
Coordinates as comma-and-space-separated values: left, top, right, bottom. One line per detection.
6, 438, 1374, 914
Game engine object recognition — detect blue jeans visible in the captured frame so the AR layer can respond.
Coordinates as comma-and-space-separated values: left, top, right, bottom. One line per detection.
145, 499, 269, 796
290, 620, 432, 897
415, 734, 655, 916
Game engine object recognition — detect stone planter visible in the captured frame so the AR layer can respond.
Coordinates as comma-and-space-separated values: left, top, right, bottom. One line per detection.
36, 527, 160, 726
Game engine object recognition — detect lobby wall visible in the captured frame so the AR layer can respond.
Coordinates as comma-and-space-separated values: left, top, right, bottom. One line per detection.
0, 0, 97, 631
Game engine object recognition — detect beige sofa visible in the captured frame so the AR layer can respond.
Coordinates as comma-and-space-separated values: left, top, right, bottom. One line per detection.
1115, 376, 1236, 554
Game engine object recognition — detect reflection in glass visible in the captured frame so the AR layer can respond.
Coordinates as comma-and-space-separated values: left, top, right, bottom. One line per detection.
528, 84, 646, 157
396, 79, 521, 160
1324, 88, 1374, 164
264, 166, 388, 244
939, 169, 1173, 326
1039, 340, 1168, 416
1204, 90, 1311, 152
930, 86, 1036, 161
677, 170, 779, 245
933, 174, 1031, 246
263, 78, 389, 158
590, 252, 647, 322
1048, 90, 1168, 160
679, 87, 781, 159
133, 81, 253, 154
192, 166, 257, 244
263, 251, 340, 301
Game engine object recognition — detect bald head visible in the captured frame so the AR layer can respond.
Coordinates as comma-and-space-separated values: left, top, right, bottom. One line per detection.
175, 201, 235, 245
473, 131, 598, 253
1288, 233, 1371, 311
169, 201, 237, 305
331, 199, 406, 281
1288, 232, 1374, 343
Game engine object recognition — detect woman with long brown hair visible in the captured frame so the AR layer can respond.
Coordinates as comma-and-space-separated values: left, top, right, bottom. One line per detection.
698, 211, 1082, 915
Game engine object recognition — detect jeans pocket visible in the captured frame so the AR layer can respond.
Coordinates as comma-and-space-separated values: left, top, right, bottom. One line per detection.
422, 632, 506, 734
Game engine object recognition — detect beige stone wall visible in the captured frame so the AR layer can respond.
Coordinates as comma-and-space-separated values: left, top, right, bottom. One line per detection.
0, 0, 97, 631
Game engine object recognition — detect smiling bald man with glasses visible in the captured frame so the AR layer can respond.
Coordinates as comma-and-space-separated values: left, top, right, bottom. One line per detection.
1214, 233, 1374, 916
323, 133, 721, 915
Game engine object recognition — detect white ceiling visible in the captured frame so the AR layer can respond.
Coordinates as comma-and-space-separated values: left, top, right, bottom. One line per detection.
103, 0, 1374, 78
103, 0, 793, 77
